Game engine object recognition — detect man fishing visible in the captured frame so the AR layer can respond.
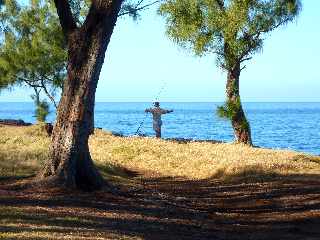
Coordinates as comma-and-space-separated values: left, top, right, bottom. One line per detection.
145, 102, 173, 138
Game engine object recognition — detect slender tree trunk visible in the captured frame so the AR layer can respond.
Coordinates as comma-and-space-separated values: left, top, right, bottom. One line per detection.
41, 2, 123, 190
226, 63, 252, 145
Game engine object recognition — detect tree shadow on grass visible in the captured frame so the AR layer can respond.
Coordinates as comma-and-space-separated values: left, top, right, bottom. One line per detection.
0, 148, 41, 185
0, 165, 320, 239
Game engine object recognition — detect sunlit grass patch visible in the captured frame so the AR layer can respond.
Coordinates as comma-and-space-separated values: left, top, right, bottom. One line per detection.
0, 125, 320, 182
90, 129, 320, 181
0, 125, 49, 178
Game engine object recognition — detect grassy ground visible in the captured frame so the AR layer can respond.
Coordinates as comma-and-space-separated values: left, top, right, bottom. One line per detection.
1, 124, 320, 239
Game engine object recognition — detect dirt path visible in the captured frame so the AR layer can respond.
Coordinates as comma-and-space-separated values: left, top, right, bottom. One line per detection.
0, 171, 320, 239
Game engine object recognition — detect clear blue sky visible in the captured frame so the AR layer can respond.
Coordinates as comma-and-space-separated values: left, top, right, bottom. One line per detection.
1, 1, 319, 102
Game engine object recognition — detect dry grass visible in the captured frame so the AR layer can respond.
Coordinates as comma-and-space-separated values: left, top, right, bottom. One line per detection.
0, 125, 49, 178
0, 125, 319, 181
91, 130, 320, 181
1, 125, 320, 240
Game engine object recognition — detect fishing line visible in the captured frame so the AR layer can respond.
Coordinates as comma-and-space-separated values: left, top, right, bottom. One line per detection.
135, 81, 167, 135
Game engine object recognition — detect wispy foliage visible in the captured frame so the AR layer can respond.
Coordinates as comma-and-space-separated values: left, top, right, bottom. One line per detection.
160, 0, 301, 144
68, 0, 159, 25
32, 95, 50, 122
160, 0, 301, 69
0, 0, 66, 106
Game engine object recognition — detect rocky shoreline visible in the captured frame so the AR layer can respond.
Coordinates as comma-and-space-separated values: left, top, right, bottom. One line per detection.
0, 119, 53, 136
0, 119, 32, 126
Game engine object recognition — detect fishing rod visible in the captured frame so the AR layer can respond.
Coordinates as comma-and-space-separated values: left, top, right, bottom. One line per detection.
135, 81, 167, 135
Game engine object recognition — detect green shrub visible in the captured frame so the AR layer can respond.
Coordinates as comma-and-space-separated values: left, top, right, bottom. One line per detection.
34, 100, 50, 123
216, 97, 241, 120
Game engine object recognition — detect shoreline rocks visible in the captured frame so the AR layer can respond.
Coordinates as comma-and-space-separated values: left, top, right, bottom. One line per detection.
0, 119, 32, 126
0, 119, 53, 136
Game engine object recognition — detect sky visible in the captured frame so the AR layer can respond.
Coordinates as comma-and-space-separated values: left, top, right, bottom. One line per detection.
1, 0, 319, 102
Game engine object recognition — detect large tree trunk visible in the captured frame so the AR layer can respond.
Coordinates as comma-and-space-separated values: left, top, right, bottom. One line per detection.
226, 63, 252, 145
41, 1, 123, 190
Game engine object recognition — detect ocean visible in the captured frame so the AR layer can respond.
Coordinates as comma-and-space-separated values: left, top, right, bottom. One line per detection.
0, 102, 319, 155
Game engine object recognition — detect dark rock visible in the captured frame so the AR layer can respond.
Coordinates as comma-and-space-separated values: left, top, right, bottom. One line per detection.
0, 119, 32, 126
111, 131, 124, 137
44, 123, 53, 136
137, 133, 147, 137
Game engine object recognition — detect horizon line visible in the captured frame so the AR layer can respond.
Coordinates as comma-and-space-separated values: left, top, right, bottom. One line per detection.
1, 101, 320, 103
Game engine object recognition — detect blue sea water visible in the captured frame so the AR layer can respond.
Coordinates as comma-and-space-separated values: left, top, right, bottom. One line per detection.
0, 102, 319, 155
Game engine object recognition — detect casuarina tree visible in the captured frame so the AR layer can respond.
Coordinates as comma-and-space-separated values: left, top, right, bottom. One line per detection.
0, 0, 66, 108
0, 0, 148, 115
38, 0, 158, 190
159, 0, 301, 145
1, 0, 157, 190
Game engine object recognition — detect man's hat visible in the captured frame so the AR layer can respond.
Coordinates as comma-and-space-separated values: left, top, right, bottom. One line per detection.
154, 102, 160, 107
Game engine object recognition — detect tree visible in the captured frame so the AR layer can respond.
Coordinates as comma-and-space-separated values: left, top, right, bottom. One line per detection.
159, 0, 301, 145
39, 0, 158, 190
31, 90, 50, 123
0, 0, 149, 112
0, 0, 67, 109
0, 0, 157, 190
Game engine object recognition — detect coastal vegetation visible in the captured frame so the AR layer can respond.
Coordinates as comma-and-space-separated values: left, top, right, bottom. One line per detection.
0, 0, 319, 239
32, 97, 50, 123
0, 0, 303, 190
1, 125, 319, 181
0, 0, 66, 109
37, 0, 157, 191
159, 0, 301, 145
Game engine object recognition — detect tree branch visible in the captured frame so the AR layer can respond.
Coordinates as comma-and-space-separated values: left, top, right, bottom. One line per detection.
240, 65, 246, 72
17, 75, 58, 109
17, 77, 42, 88
31, 86, 41, 104
240, 57, 252, 63
213, 50, 224, 56
118, 0, 160, 17
53, 0, 77, 38
214, 0, 225, 11
24, 80, 42, 88
83, 0, 123, 31
238, 16, 290, 63
40, 78, 58, 109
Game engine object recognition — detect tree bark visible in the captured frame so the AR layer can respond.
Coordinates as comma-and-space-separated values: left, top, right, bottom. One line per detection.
41, 1, 123, 190
226, 62, 252, 145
